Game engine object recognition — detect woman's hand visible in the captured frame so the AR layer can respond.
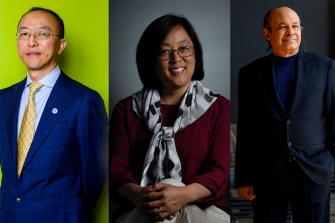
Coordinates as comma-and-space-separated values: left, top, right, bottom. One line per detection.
132, 186, 158, 215
117, 182, 211, 221
142, 183, 211, 222
142, 184, 187, 221
117, 183, 158, 216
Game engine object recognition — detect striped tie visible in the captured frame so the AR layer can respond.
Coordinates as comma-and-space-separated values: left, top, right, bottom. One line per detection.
17, 82, 43, 176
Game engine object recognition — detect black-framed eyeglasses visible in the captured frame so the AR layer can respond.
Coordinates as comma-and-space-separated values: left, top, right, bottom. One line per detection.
16, 31, 62, 40
157, 46, 194, 61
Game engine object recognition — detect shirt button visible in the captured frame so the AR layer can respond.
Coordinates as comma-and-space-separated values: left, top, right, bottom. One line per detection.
16, 197, 22, 204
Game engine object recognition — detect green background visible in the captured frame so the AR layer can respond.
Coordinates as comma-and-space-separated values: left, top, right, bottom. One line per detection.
0, 1, 109, 222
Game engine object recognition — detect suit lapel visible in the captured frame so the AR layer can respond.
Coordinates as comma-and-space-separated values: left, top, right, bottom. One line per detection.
5, 80, 26, 172
259, 55, 287, 119
23, 74, 73, 168
289, 52, 313, 117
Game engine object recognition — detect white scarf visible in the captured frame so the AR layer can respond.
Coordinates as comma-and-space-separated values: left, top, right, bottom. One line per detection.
132, 81, 218, 186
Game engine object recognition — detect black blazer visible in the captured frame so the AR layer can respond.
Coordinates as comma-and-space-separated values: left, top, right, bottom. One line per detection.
235, 51, 335, 190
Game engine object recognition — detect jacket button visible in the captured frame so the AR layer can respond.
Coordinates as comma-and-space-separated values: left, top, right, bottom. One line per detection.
288, 142, 292, 147
16, 197, 22, 204
286, 120, 291, 125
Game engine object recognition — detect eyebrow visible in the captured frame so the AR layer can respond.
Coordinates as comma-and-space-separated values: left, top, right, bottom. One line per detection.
18, 26, 52, 31
160, 40, 192, 47
276, 22, 300, 27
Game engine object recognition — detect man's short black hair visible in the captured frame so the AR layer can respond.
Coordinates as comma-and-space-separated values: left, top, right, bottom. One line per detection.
18, 7, 65, 38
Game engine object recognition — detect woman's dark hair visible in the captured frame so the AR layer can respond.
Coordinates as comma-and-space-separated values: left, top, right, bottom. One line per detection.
136, 14, 204, 89
18, 7, 65, 38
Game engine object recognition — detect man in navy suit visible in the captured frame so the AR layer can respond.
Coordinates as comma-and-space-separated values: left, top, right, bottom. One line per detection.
235, 6, 335, 223
0, 7, 108, 222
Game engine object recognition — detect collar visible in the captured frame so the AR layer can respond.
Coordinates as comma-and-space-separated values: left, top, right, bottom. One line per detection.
25, 66, 61, 88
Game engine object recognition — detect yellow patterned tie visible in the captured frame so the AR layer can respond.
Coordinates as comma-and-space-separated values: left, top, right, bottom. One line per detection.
17, 82, 43, 176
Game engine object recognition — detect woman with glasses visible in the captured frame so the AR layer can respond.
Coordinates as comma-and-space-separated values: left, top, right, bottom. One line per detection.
110, 14, 230, 223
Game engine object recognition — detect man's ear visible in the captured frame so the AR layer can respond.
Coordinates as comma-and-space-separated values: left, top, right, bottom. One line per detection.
263, 28, 271, 41
58, 39, 67, 55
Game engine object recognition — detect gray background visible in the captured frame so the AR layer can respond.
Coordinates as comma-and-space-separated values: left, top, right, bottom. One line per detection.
109, 0, 230, 115
230, 1, 335, 221
231, 0, 335, 123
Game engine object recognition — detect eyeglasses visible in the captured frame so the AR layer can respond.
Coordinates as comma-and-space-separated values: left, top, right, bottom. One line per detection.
157, 46, 194, 60
16, 31, 62, 40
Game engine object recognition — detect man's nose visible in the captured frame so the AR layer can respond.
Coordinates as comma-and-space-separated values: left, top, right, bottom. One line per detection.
286, 26, 295, 35
27, 34, 38, 47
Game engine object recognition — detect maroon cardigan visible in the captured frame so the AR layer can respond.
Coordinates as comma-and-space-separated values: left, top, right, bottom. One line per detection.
110, 95, 230, 219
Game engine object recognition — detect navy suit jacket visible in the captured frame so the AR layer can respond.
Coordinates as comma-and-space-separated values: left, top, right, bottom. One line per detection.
0, 72, 108, 223
235, 51, 335, 190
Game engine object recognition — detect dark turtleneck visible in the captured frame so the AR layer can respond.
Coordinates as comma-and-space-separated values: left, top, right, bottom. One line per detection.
273, 53, 298, 113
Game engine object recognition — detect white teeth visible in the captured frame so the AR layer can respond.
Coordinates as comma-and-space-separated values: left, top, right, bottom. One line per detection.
171, 67, 184, 72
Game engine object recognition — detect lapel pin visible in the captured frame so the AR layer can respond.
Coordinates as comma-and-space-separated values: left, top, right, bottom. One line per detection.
52, 108, 58, 114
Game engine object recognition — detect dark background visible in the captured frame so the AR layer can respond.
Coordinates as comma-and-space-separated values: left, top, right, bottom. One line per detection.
108, 0, 335, 221
230, 1, 335, 221
230, 0, 335, 123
